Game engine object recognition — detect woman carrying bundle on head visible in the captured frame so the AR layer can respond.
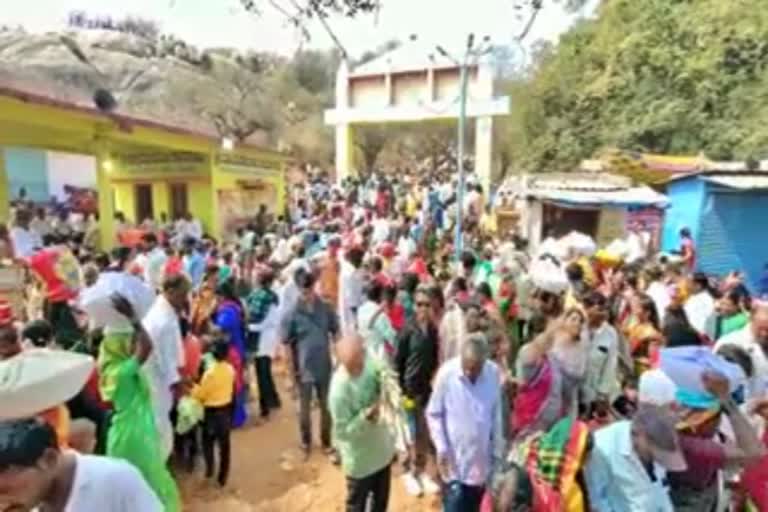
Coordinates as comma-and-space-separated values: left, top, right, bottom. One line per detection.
511, 308, 589, 442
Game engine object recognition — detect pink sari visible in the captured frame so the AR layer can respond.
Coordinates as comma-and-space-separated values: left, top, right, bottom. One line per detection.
511, 357, 554, 437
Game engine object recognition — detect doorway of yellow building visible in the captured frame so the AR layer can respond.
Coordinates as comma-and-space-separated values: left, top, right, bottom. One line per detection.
134, 183, 154, 224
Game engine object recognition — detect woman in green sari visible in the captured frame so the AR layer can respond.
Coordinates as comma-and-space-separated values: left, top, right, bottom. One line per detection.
98, 294, 180, 512
716, 287, 750, 340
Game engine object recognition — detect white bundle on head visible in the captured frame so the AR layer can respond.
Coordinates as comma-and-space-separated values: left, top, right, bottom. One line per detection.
537, 237, 569, 261
605, 238, 630, 260
560, 231, 597, 257
79, 272, 156, 330
529, 254, 568, 295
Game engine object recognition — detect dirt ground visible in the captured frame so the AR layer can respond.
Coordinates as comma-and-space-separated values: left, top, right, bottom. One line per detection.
180, 363, 442, 512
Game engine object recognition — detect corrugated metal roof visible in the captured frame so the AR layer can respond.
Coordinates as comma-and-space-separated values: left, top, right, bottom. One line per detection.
531, 185, 669, 208
704, 175, 768, 190
527, 172, 631, 191
705, 161, 768, 172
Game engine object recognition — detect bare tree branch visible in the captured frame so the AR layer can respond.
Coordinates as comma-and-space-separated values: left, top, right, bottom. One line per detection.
515, 0, 544, 42
303, 0, 349, 60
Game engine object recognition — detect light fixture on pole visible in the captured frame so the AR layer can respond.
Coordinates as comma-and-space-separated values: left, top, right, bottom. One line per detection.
221, 137, 235, 151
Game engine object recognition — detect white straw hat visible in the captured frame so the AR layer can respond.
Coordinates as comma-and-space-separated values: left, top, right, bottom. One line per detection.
0, 349, 94, 420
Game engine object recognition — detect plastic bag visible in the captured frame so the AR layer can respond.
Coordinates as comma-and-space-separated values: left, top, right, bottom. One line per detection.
79, 272, 155, 330
659, 346, 746, 396
176, 396, 204, 435
530, 255, 568, 295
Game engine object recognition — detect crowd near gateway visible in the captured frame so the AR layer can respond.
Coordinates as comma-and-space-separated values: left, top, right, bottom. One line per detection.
1, 166, 768, 512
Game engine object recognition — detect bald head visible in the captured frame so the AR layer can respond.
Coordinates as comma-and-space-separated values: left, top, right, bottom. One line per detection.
337, 332, 366, 377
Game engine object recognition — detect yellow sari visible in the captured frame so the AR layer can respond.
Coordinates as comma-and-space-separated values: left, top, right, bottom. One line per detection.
627, 320, 661, 375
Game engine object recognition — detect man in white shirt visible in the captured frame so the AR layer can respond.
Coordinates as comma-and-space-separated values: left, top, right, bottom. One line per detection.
29, 207, 51, 241
9, 209, 42, 258
142, 273, 190, 459
187, 214, 203, 240
626, 229, 645, 264
585, 406, 687, 512
339, 247, 366, 334
684, 272, 716, 334
51, 210, 74, 240
174, 212, 203, 242
141, 232, 168, 291
371, 214, 390, 245
646, 266, 671, 324
715, 303, 768, 401
0, 418, 163, 511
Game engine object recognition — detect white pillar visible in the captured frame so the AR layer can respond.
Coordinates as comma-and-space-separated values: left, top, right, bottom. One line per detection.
427, 67, 435, 102
334, 60, 356, 183
475, 115, 493, 194
335, 124, 355, 183
474, 60, 495, 194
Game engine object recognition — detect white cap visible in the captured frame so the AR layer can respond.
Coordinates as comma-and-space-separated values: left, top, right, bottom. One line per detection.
638, 369, 678, 407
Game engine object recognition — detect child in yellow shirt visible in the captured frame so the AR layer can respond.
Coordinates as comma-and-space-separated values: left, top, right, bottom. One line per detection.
192, 340, 235, 486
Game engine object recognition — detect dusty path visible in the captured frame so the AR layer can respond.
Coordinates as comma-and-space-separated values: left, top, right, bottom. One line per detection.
180, 363, 442, 511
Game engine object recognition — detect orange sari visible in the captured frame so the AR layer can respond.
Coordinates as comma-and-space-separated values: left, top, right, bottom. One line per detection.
39, 405, 71, 448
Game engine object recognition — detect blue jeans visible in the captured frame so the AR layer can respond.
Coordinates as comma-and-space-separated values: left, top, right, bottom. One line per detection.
443, 481, 484, 512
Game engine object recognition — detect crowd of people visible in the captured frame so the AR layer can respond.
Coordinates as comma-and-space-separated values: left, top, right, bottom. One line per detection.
1, 170, 768, 512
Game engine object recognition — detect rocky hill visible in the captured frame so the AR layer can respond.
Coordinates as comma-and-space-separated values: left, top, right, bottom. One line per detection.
0, 26, 337, 154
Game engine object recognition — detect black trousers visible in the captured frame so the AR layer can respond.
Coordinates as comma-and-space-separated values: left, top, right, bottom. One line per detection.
346, 463, 391, 512
255, 356, 281, 417
298, 379, 331, 448
175, 425, 199, 472
202, 405, 232, 486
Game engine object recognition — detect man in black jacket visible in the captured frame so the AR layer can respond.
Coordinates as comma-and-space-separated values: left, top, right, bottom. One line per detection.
395, 287, 440, 497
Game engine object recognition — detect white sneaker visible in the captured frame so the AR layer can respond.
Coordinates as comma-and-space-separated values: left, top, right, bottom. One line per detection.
402, 473, 423, 497
419, 474, 441, 495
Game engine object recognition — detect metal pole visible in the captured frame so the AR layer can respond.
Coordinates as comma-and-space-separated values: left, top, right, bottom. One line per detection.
454, 34, 473, 261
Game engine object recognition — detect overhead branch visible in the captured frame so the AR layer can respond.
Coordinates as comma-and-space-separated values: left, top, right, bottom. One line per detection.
515, 0, 544, 42
305, 1, 349, 61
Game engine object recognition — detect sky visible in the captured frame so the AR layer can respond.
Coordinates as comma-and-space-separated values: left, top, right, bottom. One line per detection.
4, 0, 600, 58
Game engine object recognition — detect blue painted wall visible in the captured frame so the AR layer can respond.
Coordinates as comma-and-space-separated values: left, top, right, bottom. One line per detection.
3, 147, 49, 202
661, 177, 706, 252
699, 189, 768, 293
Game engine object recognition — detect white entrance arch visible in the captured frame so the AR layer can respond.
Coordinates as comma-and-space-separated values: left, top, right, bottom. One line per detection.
324, 38, 511, 189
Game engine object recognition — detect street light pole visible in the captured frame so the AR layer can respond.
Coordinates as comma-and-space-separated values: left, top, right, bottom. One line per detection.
455, 49, 471, 260
437, 33, 491, 261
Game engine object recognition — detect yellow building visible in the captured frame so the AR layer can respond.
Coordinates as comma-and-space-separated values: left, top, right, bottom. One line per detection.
0, 85, 286, 248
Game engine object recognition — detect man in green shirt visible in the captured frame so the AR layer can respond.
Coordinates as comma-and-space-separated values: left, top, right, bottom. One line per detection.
329, 334, 396, 512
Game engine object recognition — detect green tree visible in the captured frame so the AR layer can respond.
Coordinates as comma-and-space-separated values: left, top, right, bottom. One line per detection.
501, 0, 768, 173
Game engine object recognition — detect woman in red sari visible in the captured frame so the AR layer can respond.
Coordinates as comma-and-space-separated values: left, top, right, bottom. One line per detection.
512, 308, 588, 441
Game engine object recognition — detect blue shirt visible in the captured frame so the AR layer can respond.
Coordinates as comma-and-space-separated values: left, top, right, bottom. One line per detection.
585, 420, 675, 512
425, 358, 503, 486
183, 251, 205, 289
